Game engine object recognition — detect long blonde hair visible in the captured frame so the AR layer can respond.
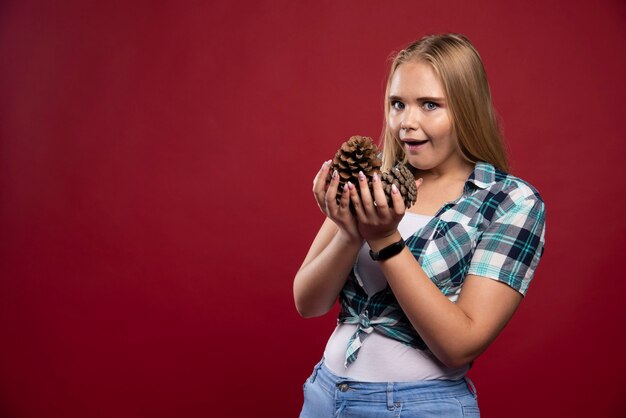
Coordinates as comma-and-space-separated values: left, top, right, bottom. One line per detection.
381, 34, 509, 173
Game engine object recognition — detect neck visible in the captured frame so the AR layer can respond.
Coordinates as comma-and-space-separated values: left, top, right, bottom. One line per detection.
411, 159, 474, 183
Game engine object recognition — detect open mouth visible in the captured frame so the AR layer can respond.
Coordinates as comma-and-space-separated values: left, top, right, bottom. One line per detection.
403, 139, 429, 147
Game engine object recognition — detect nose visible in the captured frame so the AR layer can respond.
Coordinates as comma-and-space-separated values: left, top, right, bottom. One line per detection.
400, 107, 419, 131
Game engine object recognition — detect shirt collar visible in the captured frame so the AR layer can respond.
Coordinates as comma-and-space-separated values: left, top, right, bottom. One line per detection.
466, 161, 496, 190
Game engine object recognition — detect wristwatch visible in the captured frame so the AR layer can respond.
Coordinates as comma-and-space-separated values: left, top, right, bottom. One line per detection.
369, 238, 406, 261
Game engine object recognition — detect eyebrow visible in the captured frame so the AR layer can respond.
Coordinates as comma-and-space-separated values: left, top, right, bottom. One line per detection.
389, 95, 446, 102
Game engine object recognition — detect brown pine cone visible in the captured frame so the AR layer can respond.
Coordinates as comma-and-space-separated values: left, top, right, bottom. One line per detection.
327, 136, 418, 208
380, 164, 418, 208
327, 136, 382, 203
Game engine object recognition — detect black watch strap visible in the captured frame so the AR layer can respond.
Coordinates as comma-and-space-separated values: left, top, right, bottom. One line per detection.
369, 238, 405, 261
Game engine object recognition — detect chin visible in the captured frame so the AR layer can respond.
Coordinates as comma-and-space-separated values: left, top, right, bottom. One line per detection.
405, 158, 431, 171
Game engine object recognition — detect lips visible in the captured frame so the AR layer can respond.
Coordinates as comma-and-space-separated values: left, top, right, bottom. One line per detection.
403, 139, 429, 146
402, 139, 429, 151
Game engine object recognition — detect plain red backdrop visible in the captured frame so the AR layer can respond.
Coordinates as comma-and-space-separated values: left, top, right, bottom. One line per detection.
1, 1, 625, 417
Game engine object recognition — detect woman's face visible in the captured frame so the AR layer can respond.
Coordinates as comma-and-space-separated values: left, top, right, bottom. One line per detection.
388, 60, 464, 174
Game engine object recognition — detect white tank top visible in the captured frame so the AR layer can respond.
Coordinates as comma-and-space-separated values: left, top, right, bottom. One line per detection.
323, 212, 470, 381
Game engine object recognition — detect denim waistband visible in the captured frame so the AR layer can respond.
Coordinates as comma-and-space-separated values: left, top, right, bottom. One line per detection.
309, 359, 476, 404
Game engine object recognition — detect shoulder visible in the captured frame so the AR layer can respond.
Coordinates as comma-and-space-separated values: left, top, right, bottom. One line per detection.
471, 162, 545, 220
495, 168, 543, 203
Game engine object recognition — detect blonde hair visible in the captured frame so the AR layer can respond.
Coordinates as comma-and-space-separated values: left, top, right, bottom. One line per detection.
381, 34, 509, 173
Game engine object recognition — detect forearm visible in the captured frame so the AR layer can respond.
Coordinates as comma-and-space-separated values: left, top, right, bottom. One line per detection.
294, 230, 362, 318
369, 234, 485, 368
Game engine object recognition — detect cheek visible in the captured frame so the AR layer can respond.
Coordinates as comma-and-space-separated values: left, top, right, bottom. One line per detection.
430, 114, 453, 138
387, 114, 401, 133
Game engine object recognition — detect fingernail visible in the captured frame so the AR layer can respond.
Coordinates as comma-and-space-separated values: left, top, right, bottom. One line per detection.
391, 184, 399, 194
358, 171, 365, 181
347, 181, 354, 190
343, 183, 349, 191
321, 161, 328, 171
332, 170, 338, 179
373, 173, 379, 182
417, 178, 424, 185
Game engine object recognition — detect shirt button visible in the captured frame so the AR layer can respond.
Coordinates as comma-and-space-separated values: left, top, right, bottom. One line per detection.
338, 383, 349, 392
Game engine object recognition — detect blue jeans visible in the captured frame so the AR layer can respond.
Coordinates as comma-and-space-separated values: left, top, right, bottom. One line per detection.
300, 359, 479, 417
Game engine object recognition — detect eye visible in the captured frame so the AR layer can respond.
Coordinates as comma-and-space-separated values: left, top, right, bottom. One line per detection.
423, 101, 439, 111
391, 100, 405, 110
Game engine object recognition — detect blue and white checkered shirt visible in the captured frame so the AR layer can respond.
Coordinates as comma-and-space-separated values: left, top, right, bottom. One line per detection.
338, 161, 547, 365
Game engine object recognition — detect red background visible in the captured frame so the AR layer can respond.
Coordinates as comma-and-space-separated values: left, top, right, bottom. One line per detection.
1, 1, 625, 417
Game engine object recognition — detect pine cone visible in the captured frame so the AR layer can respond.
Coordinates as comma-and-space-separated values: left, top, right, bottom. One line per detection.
327, 136, 382, 203
327, 136, 417, 208
381, 164, 418, 208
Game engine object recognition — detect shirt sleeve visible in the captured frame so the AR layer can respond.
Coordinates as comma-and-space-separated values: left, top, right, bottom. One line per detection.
467, 195, 546, 295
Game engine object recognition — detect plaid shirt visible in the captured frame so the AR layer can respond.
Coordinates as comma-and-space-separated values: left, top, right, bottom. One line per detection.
338, 161, 547, 365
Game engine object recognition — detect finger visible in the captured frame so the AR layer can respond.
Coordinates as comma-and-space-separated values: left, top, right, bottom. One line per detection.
338, 182, 353, 212
357, 171, 375, 216
312, 161, 332, 211
312, 160, 332, 195
348, 181, 367, 222
371, 172, 390, 213
390, 183, 405, 216
324, 169, 341, 212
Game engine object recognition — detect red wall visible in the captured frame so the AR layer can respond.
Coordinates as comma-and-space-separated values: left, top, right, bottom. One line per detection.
1, 1, 625, 417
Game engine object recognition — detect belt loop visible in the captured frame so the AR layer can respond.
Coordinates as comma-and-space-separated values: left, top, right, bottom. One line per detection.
386, 382, 394, 410
310, 359, 323, 384
464, 376, 478, 400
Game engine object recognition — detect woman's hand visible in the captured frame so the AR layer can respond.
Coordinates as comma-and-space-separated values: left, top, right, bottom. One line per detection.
349, 171, 423, 245
312, 161, 360, 242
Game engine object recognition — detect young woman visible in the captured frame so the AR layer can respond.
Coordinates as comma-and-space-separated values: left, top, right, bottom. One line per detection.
294, 34, 546, 417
